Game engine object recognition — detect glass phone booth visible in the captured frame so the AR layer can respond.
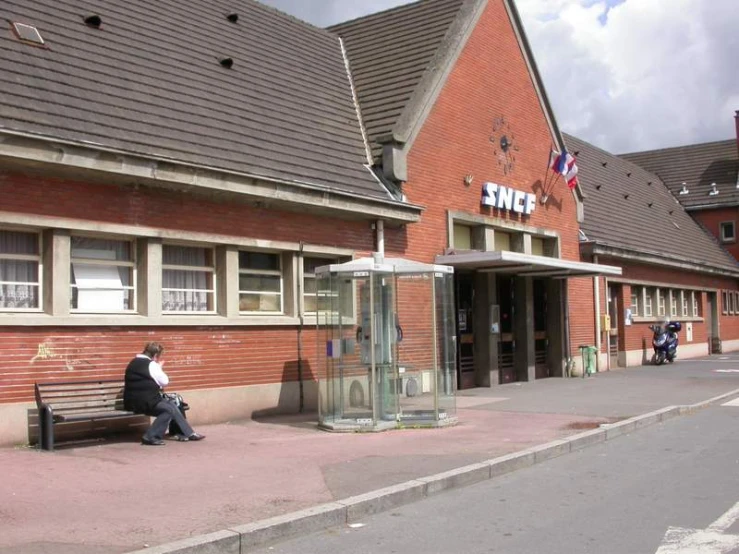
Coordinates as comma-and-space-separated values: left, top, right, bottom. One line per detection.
316, 255, 457, 432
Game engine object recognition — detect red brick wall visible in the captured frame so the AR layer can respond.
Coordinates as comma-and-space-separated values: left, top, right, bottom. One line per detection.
382, 0, 589, 361
0, 169, 377, 405
0, 171, 373, 248
690, 207, 739, 262
0, 326, 330, 404
598, 256, 739, 354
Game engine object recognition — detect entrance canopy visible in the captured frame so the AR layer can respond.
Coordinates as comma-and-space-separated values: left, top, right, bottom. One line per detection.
435, 251, 622, 278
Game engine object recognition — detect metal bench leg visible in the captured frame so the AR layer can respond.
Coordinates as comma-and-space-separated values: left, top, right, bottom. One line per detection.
40, 407, 54, 452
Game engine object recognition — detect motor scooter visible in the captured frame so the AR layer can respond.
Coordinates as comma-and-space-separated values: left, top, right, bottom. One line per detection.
649, 321, 681, 365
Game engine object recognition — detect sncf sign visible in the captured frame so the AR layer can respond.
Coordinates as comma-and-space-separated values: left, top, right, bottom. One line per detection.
481, 182, 536, 215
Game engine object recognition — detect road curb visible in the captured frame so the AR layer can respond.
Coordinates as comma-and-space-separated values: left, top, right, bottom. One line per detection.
126, 388, 739, 554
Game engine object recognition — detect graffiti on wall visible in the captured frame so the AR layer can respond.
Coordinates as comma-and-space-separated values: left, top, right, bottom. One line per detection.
30, 340, 94, 371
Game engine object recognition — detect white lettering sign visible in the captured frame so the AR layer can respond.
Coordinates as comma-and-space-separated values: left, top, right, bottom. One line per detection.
481, 182, 536, 215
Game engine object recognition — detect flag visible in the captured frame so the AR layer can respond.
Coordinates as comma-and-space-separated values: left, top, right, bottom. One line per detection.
549, 149, 579, 189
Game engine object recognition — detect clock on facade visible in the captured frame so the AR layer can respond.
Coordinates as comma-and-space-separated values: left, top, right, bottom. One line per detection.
489, 116, 519, 175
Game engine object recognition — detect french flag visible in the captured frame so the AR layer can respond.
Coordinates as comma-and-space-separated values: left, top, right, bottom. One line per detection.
549, 149, 579, 189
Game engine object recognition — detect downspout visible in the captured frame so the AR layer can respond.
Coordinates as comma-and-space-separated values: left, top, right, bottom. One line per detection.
297, 242, 305, 413
594, 255, 601, 372
563, 280, 572, 376
376, 219, 385, 257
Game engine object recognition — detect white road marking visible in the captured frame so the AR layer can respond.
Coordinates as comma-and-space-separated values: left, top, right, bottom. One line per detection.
655, 501, 739, 553
714, 369, 739, 373
721, 398, 739, 407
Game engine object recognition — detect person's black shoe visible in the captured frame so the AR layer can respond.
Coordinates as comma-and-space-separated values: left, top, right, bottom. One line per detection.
187, 433, 205, 441
141, 437, 165, 446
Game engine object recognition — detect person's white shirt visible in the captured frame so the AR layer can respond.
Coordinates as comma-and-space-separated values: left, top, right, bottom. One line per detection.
136, 353, 169, 387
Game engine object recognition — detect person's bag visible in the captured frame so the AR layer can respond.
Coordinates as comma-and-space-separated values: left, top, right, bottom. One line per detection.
161, 391, 189, 412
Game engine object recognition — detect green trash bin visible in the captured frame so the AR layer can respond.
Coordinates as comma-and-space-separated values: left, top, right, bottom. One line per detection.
578, 345, 597, 377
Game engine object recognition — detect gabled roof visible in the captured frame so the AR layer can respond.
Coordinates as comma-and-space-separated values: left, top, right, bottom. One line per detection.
620, 140, 739, 210
566, 133, 739, 275
0, 0, 395, 202
329, 0, 467, 162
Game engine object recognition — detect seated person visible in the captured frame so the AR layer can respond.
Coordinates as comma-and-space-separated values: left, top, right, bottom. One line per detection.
123, 342, 205, 446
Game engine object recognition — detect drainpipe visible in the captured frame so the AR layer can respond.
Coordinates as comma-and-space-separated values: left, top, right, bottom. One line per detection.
594, 255, 601, 372
297, 242, 305, 413
376, 220, 385, 257
563, 280, 572, 376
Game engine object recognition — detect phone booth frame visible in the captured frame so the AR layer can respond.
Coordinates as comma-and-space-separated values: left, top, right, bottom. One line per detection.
316, 255, 457, 432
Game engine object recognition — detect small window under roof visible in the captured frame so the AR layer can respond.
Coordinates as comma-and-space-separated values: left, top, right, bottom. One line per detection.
11, 22, 44, 45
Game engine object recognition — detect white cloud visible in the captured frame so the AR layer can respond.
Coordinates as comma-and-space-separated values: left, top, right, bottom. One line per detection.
259, 0, 739, 152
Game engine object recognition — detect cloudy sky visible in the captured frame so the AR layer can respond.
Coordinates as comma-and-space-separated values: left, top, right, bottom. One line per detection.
259, 0, 739, 154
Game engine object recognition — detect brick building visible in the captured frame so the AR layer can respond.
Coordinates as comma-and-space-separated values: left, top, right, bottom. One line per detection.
0, 0, 736, 446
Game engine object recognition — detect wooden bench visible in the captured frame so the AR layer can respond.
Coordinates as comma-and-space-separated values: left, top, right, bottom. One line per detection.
34, 379, 145, 451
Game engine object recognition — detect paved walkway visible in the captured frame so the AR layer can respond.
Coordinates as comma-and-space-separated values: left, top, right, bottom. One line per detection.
2, 355, 739, 554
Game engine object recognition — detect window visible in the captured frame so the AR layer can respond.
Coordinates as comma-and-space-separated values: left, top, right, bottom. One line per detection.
303, 257, 352, 317
720, 221, 735, 243
71, 236, 134, 312
681, 291, 689, 317
0, 230, 40, 310
670, 291, 678, 317
239, 251, 282, 313
657, 289, 666, 317
162, 245, 215, 312
723, 291, 729, 314
644, 288, 653, 317
630, 287, 640, 317
494, 231, 511, 252
692, 291, 700, 317
730, 291, 735, 315
453, 224, 472, 250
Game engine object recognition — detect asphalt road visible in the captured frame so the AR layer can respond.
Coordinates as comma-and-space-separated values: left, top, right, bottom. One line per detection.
250, 399, 739, 554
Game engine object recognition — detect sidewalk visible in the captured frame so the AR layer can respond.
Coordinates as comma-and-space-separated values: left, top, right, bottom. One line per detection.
2, 356, 739, 554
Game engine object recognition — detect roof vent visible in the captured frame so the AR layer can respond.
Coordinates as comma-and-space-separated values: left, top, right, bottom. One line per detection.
227, 13, 239, 23
595, 184, 602, 190
626, 172, 631, 177
623, 194, 629, 200
679, 182, 689, 195
601, 162, 607, 167
219, 57, 234, 69
647, 181, 652, 186
84, 14, 102, 28
11, 22, 44, 45
709, 182, 719, 196
648, 202, 653, 207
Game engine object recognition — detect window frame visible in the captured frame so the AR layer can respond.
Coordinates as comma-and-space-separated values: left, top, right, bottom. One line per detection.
238, 250, 284, 315
719, 221, 736, 243
70, 234, 136, 314
656, 288, 666, 317
630, 286, 640, 317
0, 229, 43, 312
643, 288, 654, 317
161, 243, 217, 314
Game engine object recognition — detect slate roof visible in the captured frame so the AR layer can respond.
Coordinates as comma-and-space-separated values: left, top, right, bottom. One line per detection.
0, 0, 392, 200
330, 0, 467, 161
620, 140, 739, 210
566, 134, 739, 273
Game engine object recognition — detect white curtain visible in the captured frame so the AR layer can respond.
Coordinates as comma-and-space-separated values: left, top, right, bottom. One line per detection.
162, 246, 209, 311
0, 231, 39, 308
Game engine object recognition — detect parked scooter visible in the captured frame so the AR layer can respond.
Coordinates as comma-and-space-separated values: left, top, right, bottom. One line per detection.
649, 320, 681, 365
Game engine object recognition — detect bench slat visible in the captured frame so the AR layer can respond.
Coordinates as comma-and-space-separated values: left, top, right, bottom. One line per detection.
55, 410, 137, 422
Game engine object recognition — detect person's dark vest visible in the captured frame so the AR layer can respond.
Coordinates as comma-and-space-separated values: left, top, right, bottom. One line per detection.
124, 356, 161, 415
